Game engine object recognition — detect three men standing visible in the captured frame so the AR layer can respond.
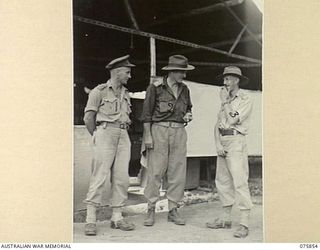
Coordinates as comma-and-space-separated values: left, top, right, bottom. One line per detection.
82, 54, 254, 239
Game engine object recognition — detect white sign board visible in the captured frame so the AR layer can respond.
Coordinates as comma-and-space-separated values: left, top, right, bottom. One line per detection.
184, 81, 262, 157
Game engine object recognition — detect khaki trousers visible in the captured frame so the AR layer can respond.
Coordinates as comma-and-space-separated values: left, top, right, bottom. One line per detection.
215, 135, 253, 210
84, 126, 131, 207
144, 124, 187, 206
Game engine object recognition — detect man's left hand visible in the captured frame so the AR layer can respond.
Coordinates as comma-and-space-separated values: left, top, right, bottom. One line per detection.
183, 112, 193, 123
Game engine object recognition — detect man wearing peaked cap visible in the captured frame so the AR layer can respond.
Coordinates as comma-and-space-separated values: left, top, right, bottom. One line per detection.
82, 55, 135, 235
206, 66, 253, 238
141, 55, 194, 227
105, 55, 136, 70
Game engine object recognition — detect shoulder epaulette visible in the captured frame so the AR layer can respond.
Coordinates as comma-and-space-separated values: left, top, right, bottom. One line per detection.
181, 81, 188, 87
238, 90, 250, 100
151, 78, 163, 87
96, 83, 108, 91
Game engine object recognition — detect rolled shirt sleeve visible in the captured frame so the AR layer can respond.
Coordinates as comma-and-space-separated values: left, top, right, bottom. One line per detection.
236, 95, 253, 124
84, 88, 102, 113
141, 84, 156, 123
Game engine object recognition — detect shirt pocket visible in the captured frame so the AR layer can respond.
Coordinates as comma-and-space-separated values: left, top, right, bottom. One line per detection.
159, 100, 174, 113
158, 94, 175, 113
100, 97, 120, 115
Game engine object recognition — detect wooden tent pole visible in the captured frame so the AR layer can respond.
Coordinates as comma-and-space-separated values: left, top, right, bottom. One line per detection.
150, 37, 156, 81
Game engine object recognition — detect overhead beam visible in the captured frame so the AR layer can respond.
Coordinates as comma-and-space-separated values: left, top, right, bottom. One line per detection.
228, 25, 247, 53
158, 34, 262, 58
123, 0, 139, 30
74, 15, 262, 64
143, 0, 244, 28
131, 60, 260, 68
75, 60, 261, 68
219, 0, 262, 47
74, 36, 262, 58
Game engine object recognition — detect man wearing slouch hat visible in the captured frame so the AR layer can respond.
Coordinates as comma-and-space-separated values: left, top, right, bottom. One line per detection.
141, 55, 194, 227
206, 66, 253, 238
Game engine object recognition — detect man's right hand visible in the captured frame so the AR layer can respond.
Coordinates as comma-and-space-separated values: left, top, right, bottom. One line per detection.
144, 134, 154, 149
217, 144, 227, 157
83, 111, 97, 136
219, 87, 229, 103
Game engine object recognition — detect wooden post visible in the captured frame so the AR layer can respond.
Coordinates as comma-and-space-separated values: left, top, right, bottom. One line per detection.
150, 37, 156, 80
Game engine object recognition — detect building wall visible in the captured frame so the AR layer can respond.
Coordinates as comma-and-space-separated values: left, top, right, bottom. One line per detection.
184, 80, 262, 156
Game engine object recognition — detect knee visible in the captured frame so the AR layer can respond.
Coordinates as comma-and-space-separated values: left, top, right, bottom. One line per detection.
167, 177, 185, 187
113, 172, 129, 184
114, 178, 129, 191
148, 172, 163, 182
216, 176, 232, 187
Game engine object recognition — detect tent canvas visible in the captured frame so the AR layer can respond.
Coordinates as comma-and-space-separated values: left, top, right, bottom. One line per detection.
184, 80, 262, 156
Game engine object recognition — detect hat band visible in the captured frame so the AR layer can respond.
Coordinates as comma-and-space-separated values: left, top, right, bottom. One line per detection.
167, 63, 188, 68
223, 72, 242, 77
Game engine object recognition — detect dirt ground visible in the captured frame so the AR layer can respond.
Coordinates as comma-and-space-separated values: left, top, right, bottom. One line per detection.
73, 200, 263, 243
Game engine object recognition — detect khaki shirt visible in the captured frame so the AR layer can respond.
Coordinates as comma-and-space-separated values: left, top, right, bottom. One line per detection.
141, 77, 192, 123
84, 80, 131, 124
217, 89, 253, 135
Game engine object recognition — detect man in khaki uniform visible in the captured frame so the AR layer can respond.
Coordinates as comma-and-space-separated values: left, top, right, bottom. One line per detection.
141, 55, 194, 226
206, 66, 253, 238
83, 55, 135, 235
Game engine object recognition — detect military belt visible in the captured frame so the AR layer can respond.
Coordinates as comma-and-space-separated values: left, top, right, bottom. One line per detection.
153, 121, 185, 128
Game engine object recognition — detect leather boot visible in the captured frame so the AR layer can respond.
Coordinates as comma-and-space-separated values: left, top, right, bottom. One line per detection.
84, 223, 97, 236
206, 218, 232, 229
167, 208, 186, 225
110, 219, 135, 231
233, 225, 249, 238
144, 207, 155, 226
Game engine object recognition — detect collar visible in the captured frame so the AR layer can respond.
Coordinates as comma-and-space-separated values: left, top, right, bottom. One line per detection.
229, 89, 246, 102
234, 88, 242, 97
234, 89, 246, 98
106, 80, 129, 101
106, 80, 128, 92
162, 76, 186, 88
